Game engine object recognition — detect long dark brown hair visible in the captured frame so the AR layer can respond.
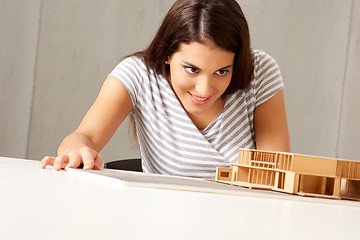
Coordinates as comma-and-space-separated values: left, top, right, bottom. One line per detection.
129, 0, 254, 146
140, 0, 254, 95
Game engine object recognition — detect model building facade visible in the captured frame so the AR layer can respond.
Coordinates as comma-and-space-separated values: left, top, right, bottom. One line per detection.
215, 149, 360, 200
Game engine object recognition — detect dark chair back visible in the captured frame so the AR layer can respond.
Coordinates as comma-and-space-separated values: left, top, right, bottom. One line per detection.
103, 158, 142, 172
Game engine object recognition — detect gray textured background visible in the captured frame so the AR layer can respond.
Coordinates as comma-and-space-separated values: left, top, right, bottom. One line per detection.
1, 0, 359, 162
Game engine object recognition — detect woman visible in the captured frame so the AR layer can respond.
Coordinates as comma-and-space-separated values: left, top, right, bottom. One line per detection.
40, 0, 290, 178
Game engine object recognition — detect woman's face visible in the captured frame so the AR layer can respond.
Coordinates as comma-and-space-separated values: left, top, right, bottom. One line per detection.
167, 40, 235, 118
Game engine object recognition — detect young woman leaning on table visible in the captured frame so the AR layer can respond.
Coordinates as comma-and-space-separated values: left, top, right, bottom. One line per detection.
40, 0, 290, 179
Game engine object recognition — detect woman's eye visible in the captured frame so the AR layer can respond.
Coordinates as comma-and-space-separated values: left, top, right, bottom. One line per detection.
216, 69, 228, 76
185, 67, 199, 74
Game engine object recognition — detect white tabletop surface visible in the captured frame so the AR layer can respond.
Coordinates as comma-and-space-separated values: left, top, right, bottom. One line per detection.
0, 156, 359, 240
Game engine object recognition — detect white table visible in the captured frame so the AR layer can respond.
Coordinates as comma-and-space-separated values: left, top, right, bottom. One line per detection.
0, 156, 359, 240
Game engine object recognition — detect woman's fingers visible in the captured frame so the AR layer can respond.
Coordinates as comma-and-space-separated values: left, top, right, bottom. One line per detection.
40, 147, 102, 171
53, 154, 70, 171
64, 151, 82, 170
81, 148, 97, 170
93, 153, 104, 170
39, 156, 56, 169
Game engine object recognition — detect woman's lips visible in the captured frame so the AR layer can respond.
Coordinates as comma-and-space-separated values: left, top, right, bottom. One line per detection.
189, 92, 211, 105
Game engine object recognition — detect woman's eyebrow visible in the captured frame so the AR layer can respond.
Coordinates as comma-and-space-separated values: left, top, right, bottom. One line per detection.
182, 61, 233, 70
182, 61, 200, 68
218, 65, 233, 70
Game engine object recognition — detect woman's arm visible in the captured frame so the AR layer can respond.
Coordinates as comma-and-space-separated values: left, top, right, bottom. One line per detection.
40, 75, 133, 170
253, 89, 290, 152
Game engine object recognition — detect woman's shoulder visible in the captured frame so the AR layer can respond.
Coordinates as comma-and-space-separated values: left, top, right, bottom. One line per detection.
120, 55, 147, 69
109, 55, 153, 85
249, 49, 284, 102
251, 49, 281, 80
252, 49, 277, 65
110, 55, 154, 79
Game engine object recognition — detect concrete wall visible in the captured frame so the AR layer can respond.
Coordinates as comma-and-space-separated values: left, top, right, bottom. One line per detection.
239, 0, 358, 159
0, 0, 42, 158
1, 0, 359, 162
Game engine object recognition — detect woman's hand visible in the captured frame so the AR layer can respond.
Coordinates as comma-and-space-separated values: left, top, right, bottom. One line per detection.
39, 76, 132, 171
39, 147, 104, 171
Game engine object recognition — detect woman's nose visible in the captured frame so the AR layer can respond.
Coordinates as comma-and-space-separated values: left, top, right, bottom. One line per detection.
195, 75, 213, 96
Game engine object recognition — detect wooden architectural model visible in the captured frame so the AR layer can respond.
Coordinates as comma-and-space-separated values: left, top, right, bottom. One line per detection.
215, 149, 360, 200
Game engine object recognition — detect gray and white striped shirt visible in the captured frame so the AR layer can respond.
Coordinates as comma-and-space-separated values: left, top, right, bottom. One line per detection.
109, 50, 284, 178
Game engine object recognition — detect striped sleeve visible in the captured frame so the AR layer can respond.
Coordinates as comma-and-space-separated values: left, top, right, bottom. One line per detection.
108, 56, 147, 111
253, 50, 284, 107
